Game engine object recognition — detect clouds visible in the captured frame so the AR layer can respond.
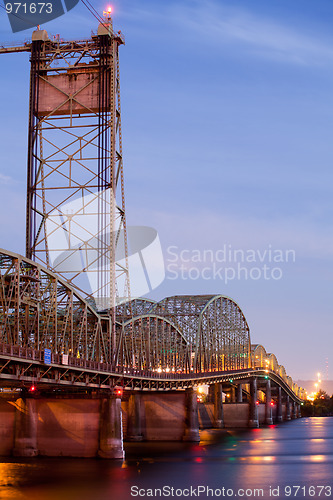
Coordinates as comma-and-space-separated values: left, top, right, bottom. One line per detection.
128, 204, 333, 263
0, 172, 14, 184
169, 0, 333, 66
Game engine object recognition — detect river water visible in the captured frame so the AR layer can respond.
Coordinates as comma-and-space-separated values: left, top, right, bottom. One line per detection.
1, 417, 332, 500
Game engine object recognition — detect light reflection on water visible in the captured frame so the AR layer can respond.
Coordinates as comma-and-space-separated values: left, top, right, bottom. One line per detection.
0, 417, 332, 500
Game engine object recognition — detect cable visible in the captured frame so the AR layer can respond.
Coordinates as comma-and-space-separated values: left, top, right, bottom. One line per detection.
82, 0, 105, 23
80, 0, 113, 33
80, 0, 105, 25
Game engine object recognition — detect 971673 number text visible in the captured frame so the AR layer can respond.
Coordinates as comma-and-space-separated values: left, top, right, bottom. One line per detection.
5, 3, 52, 15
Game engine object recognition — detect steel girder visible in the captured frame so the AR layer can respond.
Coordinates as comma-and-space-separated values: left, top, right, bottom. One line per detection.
25, 28, 130, 312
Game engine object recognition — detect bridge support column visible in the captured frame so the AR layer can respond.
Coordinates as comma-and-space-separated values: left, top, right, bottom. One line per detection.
285, 396, 291, 421
214, 383, 224, 428
231, 387, 236, 403
298, 404, 302, 418
183, 388, 200, 442
277, 386, 283, 423
249, 378, 259, 428
127, 392, 144, 441
13, 398, 38, 457
237, 384, 243, 403
265, 379, 273, 425
292, 401, 297, 419
98, 397, 124, 459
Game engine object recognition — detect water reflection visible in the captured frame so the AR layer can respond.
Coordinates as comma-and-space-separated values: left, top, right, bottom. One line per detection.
0, 417, 332, 500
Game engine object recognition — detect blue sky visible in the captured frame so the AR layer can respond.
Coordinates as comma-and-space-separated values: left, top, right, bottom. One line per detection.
0, 0, 332, 381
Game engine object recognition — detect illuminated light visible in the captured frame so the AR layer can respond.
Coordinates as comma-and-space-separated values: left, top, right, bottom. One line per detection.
103, 6, 112, 18
29, 385, 36, 392
226, 394, 230, 398
311, 455, 325, 462
157, 367, 162, 373
270, 401, 274, 406
114, 386, 123, 397
256, 400, 260, 405
197, 386, 204, 394
165, 367, 170, 373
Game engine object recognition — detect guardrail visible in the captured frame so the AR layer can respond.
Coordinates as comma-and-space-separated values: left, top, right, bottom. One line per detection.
0, 342, 305, 402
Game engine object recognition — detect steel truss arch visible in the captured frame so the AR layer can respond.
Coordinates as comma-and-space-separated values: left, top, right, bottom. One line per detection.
151, 294, 251, 372
117, 314, 190, 373
115, 298, 156, 322
0, 249, 113, 363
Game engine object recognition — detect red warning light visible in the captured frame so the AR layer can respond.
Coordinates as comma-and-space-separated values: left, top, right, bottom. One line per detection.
270, 401, 275, 406
256, 400, 260, 405
29, 385, 36, 392
114, 386, 123, 397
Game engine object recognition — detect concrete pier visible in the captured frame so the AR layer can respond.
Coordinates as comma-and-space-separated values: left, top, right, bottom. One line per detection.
265, 379, 273, 425
13, 398, 38, 457
183, 388, 200, 442
249, 378, 259, 428
98, 397, 124, 459
127, 392, 144, 441
214, 382, 224, 428
237, 384, 243, 403
285, 396, 291, 421
277, 386, 283, 422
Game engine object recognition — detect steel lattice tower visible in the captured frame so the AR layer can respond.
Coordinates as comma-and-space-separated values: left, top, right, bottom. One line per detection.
22, 17, 130, 313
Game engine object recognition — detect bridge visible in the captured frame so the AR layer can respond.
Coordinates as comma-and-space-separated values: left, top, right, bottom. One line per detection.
0, 248, 305, 458
0, 17, 306, 460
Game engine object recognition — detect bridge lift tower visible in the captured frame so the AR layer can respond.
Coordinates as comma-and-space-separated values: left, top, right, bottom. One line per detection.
0, 14, 131, 318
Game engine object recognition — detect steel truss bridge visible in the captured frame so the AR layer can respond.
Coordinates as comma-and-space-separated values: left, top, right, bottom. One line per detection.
0, 249, 306, 402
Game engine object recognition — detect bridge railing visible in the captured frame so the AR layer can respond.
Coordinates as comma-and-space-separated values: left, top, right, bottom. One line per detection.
0, 342, 306, 401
